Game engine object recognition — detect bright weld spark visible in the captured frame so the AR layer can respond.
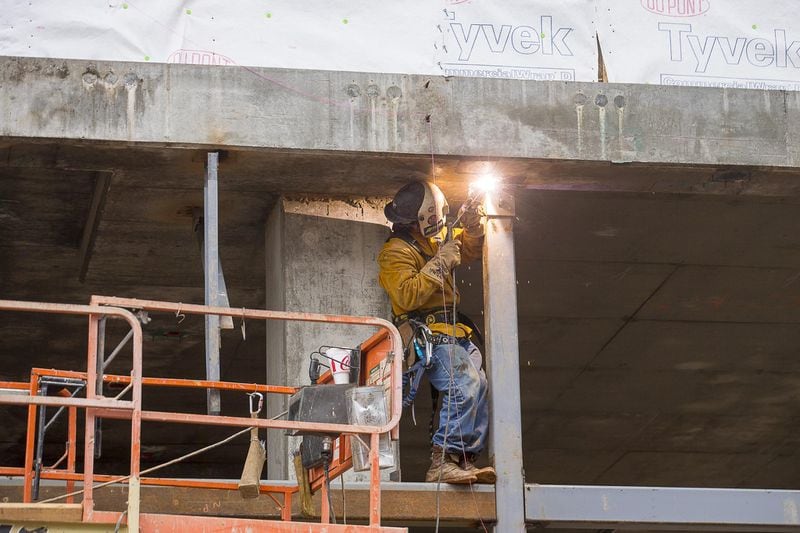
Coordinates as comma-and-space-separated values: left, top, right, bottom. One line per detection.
471, 173, 500, 195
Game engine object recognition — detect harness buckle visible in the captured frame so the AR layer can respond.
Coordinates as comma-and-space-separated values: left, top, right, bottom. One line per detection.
413, 323, 434, 368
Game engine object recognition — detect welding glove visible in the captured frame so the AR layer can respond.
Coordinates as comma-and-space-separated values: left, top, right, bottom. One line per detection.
460, 202, 486, 236
420, 240, 462, 284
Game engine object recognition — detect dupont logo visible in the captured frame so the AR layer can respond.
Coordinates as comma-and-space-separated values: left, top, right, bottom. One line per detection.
167, 49, 236, 66
641, 0, 710, 17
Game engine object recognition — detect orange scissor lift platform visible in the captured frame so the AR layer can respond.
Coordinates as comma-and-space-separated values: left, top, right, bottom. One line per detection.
0, 296, 405, 532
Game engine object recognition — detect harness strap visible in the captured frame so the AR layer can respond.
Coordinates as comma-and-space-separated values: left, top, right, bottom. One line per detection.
402, 359, 428, 408
387, 231, 433, 262
430, 385, 440, 442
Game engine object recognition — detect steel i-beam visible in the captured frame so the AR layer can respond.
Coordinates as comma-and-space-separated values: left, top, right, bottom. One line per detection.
204, 152, 222, 415
482, 189, 525, 532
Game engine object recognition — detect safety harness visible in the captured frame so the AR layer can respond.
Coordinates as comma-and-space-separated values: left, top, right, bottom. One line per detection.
388, 231, 483, 439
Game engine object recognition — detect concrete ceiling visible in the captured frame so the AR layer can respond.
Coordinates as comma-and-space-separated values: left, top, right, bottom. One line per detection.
3, 140, 800, 497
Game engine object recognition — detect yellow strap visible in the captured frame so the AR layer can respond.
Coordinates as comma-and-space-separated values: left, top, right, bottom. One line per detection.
428, 322, 472, 339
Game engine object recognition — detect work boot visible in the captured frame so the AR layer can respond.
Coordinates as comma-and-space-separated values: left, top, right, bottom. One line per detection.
425, 446, 477, 484
459, 453, 496, 484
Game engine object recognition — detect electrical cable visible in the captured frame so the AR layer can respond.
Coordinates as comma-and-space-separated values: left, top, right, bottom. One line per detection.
434, 236, 457, 533
323, 462, 336, 525
113, 510, 128, 533
340, 472, 347, 525
435, 221, 489, 533
451, 267, 489, 533
426, 114, 486, 532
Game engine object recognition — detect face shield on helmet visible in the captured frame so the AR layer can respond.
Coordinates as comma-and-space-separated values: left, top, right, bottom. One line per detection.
384, 181, 449, 237
417, 182, 449, 237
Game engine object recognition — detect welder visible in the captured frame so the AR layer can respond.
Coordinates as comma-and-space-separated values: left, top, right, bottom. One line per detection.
378, 181, 496, 485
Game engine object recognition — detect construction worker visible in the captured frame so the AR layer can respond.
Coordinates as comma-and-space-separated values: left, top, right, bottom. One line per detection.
378, 181, 496, 485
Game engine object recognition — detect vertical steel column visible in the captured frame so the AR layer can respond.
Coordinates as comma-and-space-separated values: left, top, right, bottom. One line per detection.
83, 314, 99, 521
94, 317, 105, 459
204, 152, 222, 415
66, 404, 77, 503
22, 374, 37, 503
482, 190, 525, 532
32, 382, 48, 500
127, 311, 143, 532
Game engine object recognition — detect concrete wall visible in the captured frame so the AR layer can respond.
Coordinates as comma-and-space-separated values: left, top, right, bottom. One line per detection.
2, 56, 799, 168
264, 197, 391, 479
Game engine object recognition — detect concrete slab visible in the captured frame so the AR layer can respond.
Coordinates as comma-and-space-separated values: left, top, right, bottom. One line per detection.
518, 191, 800, 267
517, 317, 623, 369
639, 265, 800, 323
592, 321, 800, 372
2, 56, 800, 168
595, 451, 773, 487
517, 260, 675, 319
522, 449, 623, 485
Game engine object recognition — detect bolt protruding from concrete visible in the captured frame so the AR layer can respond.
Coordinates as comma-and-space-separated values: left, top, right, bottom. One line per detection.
103, 72, 118, 86
123, 73, 139, 88
55, 63, 69, 79
345, 84, 361, 97
81, 67, 99, 86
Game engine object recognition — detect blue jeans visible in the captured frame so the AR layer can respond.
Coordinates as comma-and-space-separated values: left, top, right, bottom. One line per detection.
427, 338, 489, 455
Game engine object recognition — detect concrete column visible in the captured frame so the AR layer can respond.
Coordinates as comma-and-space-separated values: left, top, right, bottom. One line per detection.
483, 190, 525, 532
265, 196, 391, 479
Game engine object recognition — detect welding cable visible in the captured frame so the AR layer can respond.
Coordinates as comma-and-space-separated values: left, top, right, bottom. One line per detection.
39, 409, 290, 505
323, 462, 336, 525
434, 264, 457, 533
435, 260, 488, 533
449, 265, 490, 533
427, 119, 485, 532
113, 510, 127, 533
340, 472, 347, 525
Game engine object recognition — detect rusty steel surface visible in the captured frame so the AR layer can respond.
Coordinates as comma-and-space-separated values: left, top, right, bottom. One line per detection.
0, 381, 29, 390
0, 394, 133, 410
32, 368, 298, 395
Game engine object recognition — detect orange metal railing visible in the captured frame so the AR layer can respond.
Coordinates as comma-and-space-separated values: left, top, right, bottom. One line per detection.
0, 296, 403, 532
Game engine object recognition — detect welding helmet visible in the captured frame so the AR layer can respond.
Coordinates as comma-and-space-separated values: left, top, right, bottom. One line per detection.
384, 181, 449, 237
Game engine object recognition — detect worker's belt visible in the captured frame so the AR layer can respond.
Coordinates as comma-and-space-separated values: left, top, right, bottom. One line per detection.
431, 334, 457, 345
394, 310, 473, 340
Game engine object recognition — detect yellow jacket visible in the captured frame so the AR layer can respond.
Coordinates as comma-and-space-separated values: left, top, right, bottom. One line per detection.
377, 226, 484, 325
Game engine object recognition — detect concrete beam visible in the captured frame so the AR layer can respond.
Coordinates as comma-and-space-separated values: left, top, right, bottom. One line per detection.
264, 197, 391, 480
1, 56, 798, 168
